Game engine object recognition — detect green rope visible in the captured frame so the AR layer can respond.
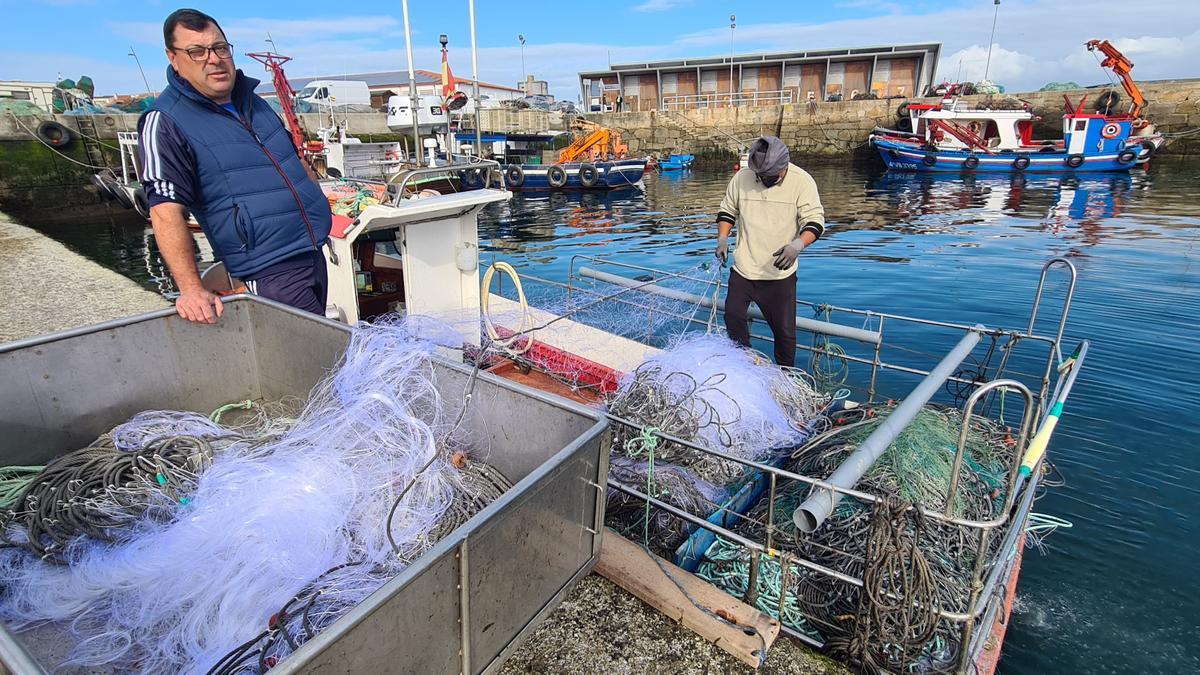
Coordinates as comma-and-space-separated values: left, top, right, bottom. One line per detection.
0, 465, 44, 509
210, 400, 254, 424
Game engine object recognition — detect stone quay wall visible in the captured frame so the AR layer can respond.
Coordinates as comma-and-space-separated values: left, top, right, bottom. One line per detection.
583, 80, 1200, 161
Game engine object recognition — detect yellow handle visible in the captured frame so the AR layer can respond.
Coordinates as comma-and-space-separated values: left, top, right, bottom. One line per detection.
1020, 402, 1063, 477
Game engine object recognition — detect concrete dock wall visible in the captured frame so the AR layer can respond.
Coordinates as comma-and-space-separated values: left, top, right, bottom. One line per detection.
583, 80, 1200, 159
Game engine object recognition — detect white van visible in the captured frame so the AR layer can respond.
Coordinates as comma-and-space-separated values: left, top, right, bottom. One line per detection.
295, 80, 371, 108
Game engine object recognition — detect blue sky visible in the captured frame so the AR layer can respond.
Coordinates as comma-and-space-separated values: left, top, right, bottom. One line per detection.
5, 0, 1198, 98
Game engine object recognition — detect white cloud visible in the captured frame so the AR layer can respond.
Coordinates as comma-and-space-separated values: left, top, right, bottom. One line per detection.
939, 44, 1037, 85
632, 0, 691, 12
40, 1, 1200, 101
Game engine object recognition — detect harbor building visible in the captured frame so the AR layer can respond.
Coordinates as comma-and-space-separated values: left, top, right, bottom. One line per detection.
257, 71, 524, 111
579, 43, 941, 112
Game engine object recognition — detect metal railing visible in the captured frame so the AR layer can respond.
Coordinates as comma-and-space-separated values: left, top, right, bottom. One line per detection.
517, 255, 1085, 672
662, 90, 795, 110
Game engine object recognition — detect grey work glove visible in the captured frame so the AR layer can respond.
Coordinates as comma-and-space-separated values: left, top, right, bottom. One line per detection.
715, 236, 729, 265
771, 237, 806, 270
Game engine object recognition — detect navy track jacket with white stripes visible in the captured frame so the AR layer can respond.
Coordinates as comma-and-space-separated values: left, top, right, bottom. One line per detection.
137, 66, 331, 279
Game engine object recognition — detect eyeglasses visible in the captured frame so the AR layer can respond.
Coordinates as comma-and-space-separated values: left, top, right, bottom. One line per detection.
171, 42, 234, 62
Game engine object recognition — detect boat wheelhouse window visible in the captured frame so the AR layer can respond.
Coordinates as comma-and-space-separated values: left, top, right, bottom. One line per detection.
299, 86, 317, 99
1074, 119, 1087, 131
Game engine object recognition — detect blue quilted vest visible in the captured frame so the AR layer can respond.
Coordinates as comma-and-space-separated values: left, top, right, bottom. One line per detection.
146, 67, 331, 278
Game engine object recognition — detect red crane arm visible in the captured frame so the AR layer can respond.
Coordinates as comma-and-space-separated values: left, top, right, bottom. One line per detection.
246, 52, 307, 157
1085, 39, 1145, 118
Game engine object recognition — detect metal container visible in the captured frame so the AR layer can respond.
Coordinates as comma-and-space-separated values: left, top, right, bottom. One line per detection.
0, 296, 608, 675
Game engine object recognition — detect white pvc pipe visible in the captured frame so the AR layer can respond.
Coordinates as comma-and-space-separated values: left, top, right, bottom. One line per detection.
792, 327, 983, 533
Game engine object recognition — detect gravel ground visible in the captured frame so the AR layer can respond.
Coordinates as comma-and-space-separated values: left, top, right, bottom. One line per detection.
502, 575, 848, 675
0, 211, 168, 343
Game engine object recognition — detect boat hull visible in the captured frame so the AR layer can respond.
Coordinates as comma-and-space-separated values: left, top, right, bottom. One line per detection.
871, 135, 1155, 173
486, 160, 647, 191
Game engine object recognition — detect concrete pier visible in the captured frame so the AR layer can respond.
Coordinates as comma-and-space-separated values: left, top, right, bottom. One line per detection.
0, 210, 167, 342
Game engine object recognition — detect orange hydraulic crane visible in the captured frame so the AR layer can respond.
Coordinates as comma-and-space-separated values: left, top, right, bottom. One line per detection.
558, 118, 629, 163
1086, 39, 1146, 119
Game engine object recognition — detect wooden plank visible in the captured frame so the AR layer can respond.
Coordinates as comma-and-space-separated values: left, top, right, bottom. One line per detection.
596, 532, 780, 669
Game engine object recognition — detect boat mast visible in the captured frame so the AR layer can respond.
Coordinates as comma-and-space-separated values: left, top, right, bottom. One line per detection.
401, 0, 423, 165
469, 0, 482, 154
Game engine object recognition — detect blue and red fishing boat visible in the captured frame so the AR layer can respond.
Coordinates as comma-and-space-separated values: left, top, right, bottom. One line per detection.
870, 39, 1165, 174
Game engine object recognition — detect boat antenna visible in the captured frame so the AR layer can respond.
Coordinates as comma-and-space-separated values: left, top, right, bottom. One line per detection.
983, 0, 1000, 82
266, 32, 279, 55
469, 0, 482, 153
401, 0, 423, 166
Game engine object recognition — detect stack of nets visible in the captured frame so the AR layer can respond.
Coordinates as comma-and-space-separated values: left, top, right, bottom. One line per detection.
698, 402, 1017, 672
0, 317, 512, 674
604, 334, 827, 554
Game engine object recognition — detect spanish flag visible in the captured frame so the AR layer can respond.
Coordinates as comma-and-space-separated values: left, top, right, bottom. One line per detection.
441, 48, 457, 108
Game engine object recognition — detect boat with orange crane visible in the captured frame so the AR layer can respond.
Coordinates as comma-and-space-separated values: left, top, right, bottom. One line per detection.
463, 117, 647, 191
870, 39, 1165, 173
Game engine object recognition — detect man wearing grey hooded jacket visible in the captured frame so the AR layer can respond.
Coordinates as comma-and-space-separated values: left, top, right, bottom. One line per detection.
715, 136, 825, 367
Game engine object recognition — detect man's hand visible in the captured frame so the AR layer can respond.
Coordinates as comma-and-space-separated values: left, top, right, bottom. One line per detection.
771, 237, 806, 270
175, 288, 224, 324
715, 236, 729, 265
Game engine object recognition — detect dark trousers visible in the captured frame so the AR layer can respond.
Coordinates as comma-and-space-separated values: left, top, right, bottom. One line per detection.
724, 268, 797, 367
244, 252, 328, 317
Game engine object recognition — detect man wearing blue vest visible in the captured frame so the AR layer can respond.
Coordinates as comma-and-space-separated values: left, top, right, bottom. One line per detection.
139, 8, 332, 324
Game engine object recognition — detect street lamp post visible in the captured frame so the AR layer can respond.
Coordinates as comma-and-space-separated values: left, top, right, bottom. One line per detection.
518, 34, 527, 95
983, 0, 1001, 82
128, 46, 154, 96
729, 15, 736, 106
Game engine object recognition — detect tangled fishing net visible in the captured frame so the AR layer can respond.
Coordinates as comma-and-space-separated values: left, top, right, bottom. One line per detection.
697, 403, 1018, 673
0, 316, 511, 674
603, 334, 828, 553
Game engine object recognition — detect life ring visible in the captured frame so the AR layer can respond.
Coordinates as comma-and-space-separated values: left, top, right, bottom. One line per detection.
1137, 140, 1157, 160
546, 165, 568, 188
90, 174, 114, 202
1013, 155, 1031, 171
1101, 122, 1122, 139
578, 163, 600, 188
1117, 149, 1138, 164
1065, 154, 1085, 168
36, 120, 73, 147
922, 153, 937, 167
102, 115, 116, 127
504, 165, 525, 187
963, 155, 980, 170
132, 187, 150, 218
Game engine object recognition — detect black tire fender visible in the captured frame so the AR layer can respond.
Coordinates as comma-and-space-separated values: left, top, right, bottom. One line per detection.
1013, 155, 1031, 171
36, 120, 73, 147
922, 153, 937, 166
1065, 154, 1085, 168
963, 155, 980, 170
504, 165, 525, 187
547, 165, 568, 188
578, 163, 600, 187
133, 187, 150, 218
1117, 149, 1138, 164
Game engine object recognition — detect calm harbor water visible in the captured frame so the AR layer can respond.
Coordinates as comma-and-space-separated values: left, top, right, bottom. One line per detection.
16, 158, 1200, 674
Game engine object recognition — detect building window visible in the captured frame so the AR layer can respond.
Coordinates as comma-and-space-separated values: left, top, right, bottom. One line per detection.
700, 70, 718, 93
783, 65, 801, 88
622, 75, 640, 97
740, 67, 758, 91
662, 73, 678, 95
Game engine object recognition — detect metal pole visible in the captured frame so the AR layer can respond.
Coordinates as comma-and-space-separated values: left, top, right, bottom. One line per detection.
401, 0, 423, 165
518, 34, 527, 93
983, 0, 1001, 81
469, 0, 482, 153
128, 46, 154, 96
728, 14, 736, 104
793, 327, 984, 533
441, 38, 453, 162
